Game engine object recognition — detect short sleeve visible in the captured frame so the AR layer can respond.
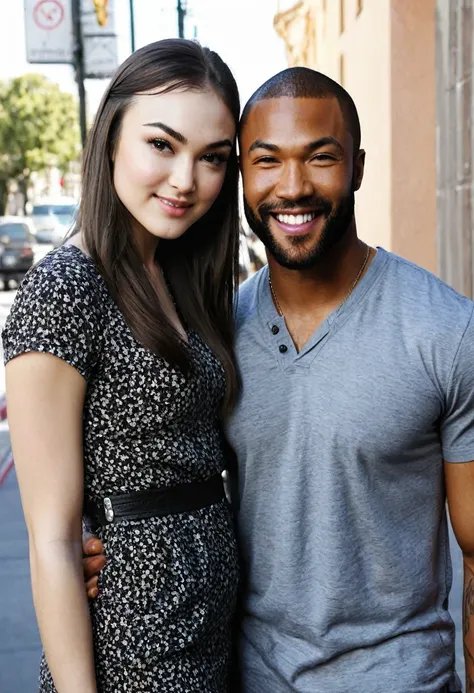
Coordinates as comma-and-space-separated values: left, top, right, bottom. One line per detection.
440, 308, 474, 462
1, 251, 106, 380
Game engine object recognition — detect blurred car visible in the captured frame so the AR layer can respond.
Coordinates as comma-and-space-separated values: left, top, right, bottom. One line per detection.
34, 219, 65, 246
31, 197, 78, 246
0, 217, 36, 289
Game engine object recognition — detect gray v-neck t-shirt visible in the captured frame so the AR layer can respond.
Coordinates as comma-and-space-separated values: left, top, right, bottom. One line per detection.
226, 248, 474, 693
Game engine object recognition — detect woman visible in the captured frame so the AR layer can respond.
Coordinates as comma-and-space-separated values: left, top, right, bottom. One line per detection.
3, 39, 241, 692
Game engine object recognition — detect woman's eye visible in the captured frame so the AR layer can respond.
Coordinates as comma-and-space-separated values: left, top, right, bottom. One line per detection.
148, 138, 172, 153
202, 153, 228, 166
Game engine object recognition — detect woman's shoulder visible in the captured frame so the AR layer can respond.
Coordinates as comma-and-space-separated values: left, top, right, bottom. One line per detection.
25, 244, 104, 294
16, 244, 111, 317
2, 245, 110, 378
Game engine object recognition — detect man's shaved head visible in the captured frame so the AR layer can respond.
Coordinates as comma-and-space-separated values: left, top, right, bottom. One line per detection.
240, 67, 361, 153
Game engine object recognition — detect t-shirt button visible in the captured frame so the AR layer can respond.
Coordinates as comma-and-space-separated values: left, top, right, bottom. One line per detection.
279, 344, 288, 353
271, 325, 280, 335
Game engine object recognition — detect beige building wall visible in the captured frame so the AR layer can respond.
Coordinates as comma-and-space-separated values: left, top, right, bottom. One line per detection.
436, 0, 474, 299
274, 0, 437, 273
390, 1, 436, 272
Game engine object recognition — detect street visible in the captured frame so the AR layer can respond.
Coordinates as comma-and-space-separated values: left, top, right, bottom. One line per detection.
0, 287, 467, 691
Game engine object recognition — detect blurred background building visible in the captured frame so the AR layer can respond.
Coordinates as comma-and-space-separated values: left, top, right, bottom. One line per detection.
274, 0, 438, 280
274, 0, 474, 302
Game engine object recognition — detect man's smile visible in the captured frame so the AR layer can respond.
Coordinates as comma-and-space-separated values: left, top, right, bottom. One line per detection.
269, 209, 325, 235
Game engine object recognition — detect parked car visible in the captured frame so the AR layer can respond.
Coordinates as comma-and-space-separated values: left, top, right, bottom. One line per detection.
0, 217, 36, 289
31, 197, 78, 247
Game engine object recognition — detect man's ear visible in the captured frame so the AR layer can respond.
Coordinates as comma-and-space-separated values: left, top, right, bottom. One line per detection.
353, 149, 365, 192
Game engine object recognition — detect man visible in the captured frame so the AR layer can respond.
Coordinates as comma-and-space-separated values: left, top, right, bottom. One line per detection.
84, 68, 474, 693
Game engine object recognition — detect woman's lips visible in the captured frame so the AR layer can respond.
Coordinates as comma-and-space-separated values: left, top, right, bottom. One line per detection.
153, 195, 193, 218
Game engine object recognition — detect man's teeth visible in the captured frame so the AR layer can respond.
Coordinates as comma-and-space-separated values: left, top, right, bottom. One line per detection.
275, 212, 317, 225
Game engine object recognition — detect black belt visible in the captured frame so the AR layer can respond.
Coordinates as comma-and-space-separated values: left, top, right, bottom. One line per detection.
83, 473, 226, 527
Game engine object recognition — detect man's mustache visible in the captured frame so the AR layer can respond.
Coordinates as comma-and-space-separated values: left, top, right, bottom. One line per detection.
258, 198, 333, 217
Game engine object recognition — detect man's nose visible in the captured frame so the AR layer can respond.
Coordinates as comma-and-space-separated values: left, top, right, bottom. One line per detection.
274, 162, 313, 201
168, 157, 196, 194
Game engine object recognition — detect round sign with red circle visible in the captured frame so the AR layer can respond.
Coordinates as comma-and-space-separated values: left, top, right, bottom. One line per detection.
33, 0, 65, 31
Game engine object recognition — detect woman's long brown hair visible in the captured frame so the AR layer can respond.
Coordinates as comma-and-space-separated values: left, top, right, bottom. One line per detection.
75, 39, 241, 415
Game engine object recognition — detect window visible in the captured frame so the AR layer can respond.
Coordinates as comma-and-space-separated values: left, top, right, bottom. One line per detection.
357, 0, 363, 15
340, 0, 344, 33
0, 223, 29, 241
339, 54, 345, 86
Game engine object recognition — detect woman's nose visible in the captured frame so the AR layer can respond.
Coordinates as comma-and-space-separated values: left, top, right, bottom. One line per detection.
168, 157, 196, 195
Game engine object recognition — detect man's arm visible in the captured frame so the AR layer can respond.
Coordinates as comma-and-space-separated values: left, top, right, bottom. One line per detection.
83, 534, 106, 598
465, 561, 474, 693
445, 460, 474, 693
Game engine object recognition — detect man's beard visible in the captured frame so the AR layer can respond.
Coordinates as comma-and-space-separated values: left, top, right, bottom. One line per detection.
243, 190, 355, 270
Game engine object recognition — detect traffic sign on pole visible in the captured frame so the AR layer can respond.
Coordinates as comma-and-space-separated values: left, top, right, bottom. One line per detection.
25, 0, 74, 64
81, 0, 118, 78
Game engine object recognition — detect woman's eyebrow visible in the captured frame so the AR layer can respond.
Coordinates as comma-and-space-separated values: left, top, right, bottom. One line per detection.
143, 121, 232, 149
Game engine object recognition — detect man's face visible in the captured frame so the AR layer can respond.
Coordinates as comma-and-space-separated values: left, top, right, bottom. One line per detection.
240, 96, 364, 270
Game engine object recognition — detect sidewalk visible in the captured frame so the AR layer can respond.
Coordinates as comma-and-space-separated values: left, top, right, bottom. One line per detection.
0, 429, 41, 692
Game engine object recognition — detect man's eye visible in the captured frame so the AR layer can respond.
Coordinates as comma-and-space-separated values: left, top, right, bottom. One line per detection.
257, 157, 278, 164
313, 154, 334, 162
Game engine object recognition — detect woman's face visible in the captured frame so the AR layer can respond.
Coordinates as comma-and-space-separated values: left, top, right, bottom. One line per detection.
113, 87, 236, 246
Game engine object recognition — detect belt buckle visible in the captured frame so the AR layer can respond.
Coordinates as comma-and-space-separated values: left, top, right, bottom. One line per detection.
103, 497, 114, 523
221, 469, 232, 505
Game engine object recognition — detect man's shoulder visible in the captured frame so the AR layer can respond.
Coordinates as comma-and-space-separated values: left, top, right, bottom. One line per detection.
235, 267, 266, 329
384, 249, 474, 321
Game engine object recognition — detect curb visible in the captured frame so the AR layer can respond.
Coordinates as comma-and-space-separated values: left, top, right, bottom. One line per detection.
0, 448, 13, 487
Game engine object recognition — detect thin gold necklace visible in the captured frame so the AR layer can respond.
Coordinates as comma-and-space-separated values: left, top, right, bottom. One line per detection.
269, 244, 371, 318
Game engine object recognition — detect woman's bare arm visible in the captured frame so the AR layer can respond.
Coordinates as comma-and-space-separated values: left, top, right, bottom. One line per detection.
7, 351, 97, 693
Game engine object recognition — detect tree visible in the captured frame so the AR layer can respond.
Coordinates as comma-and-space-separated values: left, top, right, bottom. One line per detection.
0, 81, 11, 215
0, 74, 80, 214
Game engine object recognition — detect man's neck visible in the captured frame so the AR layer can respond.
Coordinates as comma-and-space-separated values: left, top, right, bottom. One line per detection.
267, 230, 373, 351
267, 231, 371, 318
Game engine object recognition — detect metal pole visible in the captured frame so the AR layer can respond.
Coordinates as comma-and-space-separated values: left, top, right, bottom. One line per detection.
71, 0, 87, 149
129, 0, 136, 52
177, 0, 186, 38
